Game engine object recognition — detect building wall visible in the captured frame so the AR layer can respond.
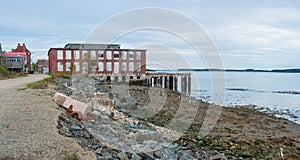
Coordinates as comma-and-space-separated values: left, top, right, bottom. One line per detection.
37, 59, 49, 73
48, 49, 146, 81
0, 56, 24, 72
12, 43, 31, 71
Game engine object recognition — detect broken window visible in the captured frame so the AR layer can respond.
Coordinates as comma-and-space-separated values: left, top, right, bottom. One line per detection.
114, 51, 119, 59
98, 50, 104, 59
129, 51, 134, 60
57, 62, 63, 71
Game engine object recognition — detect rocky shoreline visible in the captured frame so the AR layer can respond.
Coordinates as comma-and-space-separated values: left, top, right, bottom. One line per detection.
51, 77, 300, 159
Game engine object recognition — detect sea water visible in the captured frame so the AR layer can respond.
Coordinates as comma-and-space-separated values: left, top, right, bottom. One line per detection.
187, 71, 300, 123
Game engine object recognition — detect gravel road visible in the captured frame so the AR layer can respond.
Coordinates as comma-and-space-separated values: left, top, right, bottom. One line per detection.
0, 74, 96, 159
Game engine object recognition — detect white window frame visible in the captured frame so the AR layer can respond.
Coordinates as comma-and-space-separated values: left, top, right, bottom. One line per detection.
114, 62, 119, 74
66, 50, 72, 60
114, 51, 119, 59
122, 51, 127, 60
136, 51, 141, 60
57, 50, 63, 60
90, 51, 96, 59
106, 62, 112, 71
74, 50, 80, 60
57, 62, 64, 71
74, 62, 80, 72
136, 62, 141, 72
106, 50, 112, 60
129, 51, 134, 60
129, 62, 134, 71
98, 50, 104, 59
66, 62, 71, 71
121, 62, 127, 72
98, 62, 104, 71
82, 50, 89, 60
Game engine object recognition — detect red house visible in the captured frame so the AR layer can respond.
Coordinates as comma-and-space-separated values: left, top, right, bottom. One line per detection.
12, 43, 31, 72
48, 43, 146, 81
37, 59, 49, 73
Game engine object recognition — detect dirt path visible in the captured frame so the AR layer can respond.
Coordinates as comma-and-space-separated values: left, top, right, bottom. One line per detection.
0, 74, 96, 159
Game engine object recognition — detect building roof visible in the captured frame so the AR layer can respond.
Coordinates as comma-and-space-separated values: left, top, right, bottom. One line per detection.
64, 43, 121, 49
37, 59, 48, 67
13, 43, 30, 54
48, 43, 147, 55
4, 52, 28, 61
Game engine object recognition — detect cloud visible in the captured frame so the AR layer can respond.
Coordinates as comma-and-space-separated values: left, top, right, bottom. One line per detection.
0, 0, 299, 69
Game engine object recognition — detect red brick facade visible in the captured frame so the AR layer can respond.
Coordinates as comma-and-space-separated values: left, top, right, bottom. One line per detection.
37, 59, 49, 73
48, 47, 146, 81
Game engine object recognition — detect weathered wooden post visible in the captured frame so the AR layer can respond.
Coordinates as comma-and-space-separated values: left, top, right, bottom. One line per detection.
174, 75, 178, 91
169, 76, 174, 90
166, 76, 169, 89
188, 75, 191, 95
182, 76, 187, 94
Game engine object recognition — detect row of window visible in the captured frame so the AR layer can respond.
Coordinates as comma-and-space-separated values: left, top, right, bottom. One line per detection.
3, 58, 23, 63
57, 61, 142, 73
57, 50, 142, 61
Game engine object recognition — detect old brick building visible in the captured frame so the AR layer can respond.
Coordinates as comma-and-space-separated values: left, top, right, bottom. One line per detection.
12, 43, 31, 71
48, 43, 146, 81
37, 59, 49, 73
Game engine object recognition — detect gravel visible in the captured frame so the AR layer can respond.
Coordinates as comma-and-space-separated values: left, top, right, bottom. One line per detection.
0, 74, 96, 160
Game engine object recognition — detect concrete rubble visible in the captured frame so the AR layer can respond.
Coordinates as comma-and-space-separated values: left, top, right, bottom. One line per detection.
52, 76, 229, 160
53, 90, 227, 160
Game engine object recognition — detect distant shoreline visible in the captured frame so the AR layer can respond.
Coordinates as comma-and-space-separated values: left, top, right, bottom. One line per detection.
147, 68, 300, 73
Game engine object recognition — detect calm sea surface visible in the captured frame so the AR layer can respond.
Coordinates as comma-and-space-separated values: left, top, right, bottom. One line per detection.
186, 72, 300, 123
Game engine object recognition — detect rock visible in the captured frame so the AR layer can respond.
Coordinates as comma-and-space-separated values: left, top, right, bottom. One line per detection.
70, 124, 83, 131
117, 151, 129, 160
176, 150, 197, 160
136, 130, 161, 144
83, 131, 92, 139
91, 110, 101, 117
131, 154, 143, 160
241, 151, 252, 158
208, 153, 224, 160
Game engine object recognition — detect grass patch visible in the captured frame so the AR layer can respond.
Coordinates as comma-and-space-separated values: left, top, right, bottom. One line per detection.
26, 77, 54, 89
0, 66, 27, 80
20, 73, 70, 90
52, 73, 71, 79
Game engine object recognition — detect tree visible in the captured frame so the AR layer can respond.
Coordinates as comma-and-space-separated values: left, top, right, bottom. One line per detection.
31, 62, 38, 71
69, 63, 76, 73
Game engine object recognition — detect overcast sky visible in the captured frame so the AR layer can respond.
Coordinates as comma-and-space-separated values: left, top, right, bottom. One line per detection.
0, 0, 299, 69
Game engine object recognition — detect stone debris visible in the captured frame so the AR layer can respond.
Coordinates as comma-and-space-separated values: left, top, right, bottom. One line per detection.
54, 92, 227, 160
53, 77, 229, 159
